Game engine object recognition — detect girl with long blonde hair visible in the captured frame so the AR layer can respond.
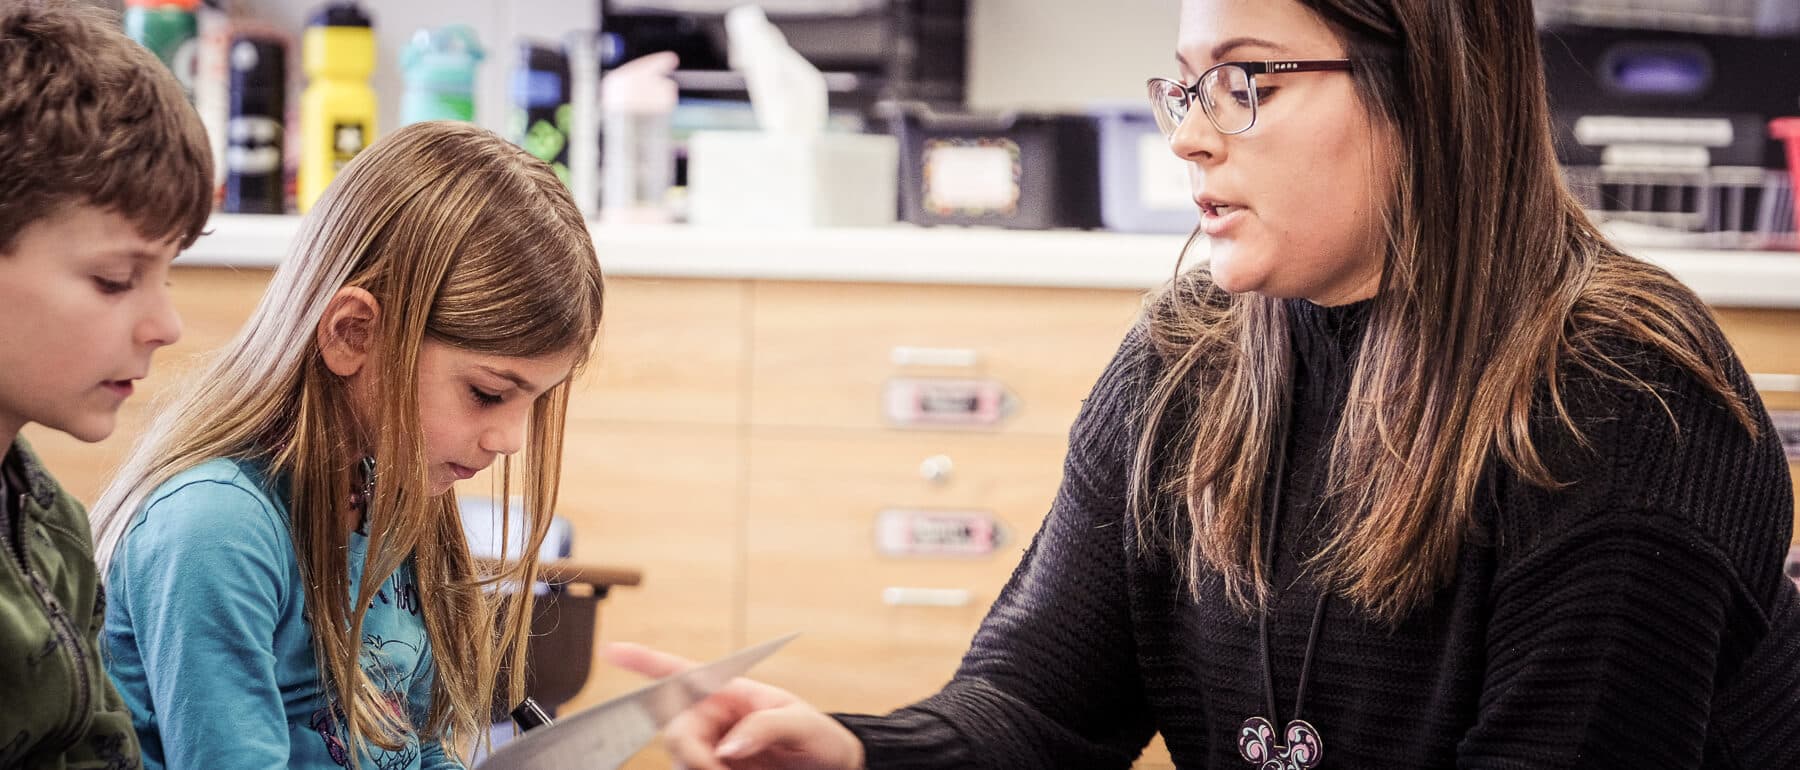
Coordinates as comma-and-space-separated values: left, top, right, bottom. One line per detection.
93, 120, 605, 769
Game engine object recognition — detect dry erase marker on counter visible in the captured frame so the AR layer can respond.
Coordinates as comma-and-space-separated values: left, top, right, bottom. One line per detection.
298, 2, 376, 213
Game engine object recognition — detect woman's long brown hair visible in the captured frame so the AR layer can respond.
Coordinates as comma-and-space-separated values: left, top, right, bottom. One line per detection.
1130, 0, 1755, 624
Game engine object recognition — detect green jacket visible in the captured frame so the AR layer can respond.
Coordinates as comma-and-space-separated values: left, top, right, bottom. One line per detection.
0, 439, 140, 769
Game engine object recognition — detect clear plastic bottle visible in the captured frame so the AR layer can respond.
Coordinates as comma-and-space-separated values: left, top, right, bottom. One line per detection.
600, 51, 679, 224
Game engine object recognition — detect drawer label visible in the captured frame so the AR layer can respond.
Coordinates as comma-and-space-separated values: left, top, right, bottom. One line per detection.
884, 377, 1012, 427
876, 508, 1004, 557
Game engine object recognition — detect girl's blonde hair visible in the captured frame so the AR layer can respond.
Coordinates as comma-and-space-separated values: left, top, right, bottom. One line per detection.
94, 121, 605, 759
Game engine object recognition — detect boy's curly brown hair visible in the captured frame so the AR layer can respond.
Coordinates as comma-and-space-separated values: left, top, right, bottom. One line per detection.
0, 1, 213, 254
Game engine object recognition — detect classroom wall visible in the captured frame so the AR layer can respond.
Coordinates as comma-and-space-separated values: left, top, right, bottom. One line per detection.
966, 0, 1175, 113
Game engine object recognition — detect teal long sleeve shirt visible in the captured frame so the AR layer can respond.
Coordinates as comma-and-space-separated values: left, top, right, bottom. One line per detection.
101, 458, 463, 770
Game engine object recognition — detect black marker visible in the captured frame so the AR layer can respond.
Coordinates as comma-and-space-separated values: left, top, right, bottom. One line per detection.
510, 696, 553, 732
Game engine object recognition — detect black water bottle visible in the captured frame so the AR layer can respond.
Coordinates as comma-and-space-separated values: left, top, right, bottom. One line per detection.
224, 34, 286, 214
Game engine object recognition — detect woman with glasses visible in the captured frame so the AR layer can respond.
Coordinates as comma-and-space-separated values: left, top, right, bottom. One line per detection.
606, 0, 1800, 767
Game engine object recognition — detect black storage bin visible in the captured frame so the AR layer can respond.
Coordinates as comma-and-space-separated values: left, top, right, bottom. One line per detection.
598, 0, 970, 116
890, 105, 1102, 229
1540, 26, 1800, 169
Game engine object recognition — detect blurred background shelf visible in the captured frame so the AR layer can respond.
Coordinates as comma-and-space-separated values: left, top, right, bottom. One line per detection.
181, 213, 1800, 307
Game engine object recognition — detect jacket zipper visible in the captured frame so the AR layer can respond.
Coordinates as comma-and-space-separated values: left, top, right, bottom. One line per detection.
3, 491, 95, 753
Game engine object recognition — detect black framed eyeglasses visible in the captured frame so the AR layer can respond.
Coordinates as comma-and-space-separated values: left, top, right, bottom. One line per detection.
1146, 59, 1354, 136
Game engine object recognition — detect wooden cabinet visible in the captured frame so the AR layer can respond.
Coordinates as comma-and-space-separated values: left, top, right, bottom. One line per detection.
458, 278, 751, 770
742, 430, 1068, 710
742, 280, 1145, 711
740, 428, 1175, 768
750, 281, 1145, 435
511, 422, 741, 770
568, 278, 748, 426
520, 423, 741, 707
741, 280, 1165, 766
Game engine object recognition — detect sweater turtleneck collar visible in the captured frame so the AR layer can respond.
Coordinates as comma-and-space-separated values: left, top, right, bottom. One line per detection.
1286, 296, 1373, 410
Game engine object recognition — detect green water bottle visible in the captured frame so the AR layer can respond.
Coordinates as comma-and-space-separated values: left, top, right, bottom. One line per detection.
124, 0, 200, 102
400, 25, 484, 125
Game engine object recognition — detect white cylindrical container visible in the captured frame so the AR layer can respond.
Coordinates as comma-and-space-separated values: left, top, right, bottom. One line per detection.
600, 51, 678, 224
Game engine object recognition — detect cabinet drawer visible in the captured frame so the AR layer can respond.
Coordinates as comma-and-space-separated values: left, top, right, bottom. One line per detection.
749, 281, 1143, 435
744, 429, 1072, 713
741, 429, 1174, 768
568, 278, 747, 426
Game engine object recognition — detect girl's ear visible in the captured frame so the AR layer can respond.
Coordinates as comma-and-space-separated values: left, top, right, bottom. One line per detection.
317, 286, 381, 377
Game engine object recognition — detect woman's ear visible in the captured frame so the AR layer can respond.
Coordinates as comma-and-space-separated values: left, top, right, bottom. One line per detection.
317, 286, 381, 377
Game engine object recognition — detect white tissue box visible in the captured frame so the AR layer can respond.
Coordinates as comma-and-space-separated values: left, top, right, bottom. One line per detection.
687, 131, 899, 228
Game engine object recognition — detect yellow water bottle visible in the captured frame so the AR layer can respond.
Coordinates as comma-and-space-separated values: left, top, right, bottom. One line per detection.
298, 2, 377, 213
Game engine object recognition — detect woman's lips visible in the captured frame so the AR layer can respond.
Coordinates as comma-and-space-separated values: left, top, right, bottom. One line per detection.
1200, 205, 1248, 237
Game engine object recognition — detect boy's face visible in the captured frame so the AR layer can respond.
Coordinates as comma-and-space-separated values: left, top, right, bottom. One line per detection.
0, 204, 183, 445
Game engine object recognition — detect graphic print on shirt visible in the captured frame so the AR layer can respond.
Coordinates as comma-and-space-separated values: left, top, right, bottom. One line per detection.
308, 635, 422, 769
309, 704, 350, 767
366, 570, 421, 616
309, 696, 422, 770
309, 562, 428, 770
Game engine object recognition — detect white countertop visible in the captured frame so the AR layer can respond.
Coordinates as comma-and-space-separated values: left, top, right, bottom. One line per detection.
180, 214, 1800, 308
